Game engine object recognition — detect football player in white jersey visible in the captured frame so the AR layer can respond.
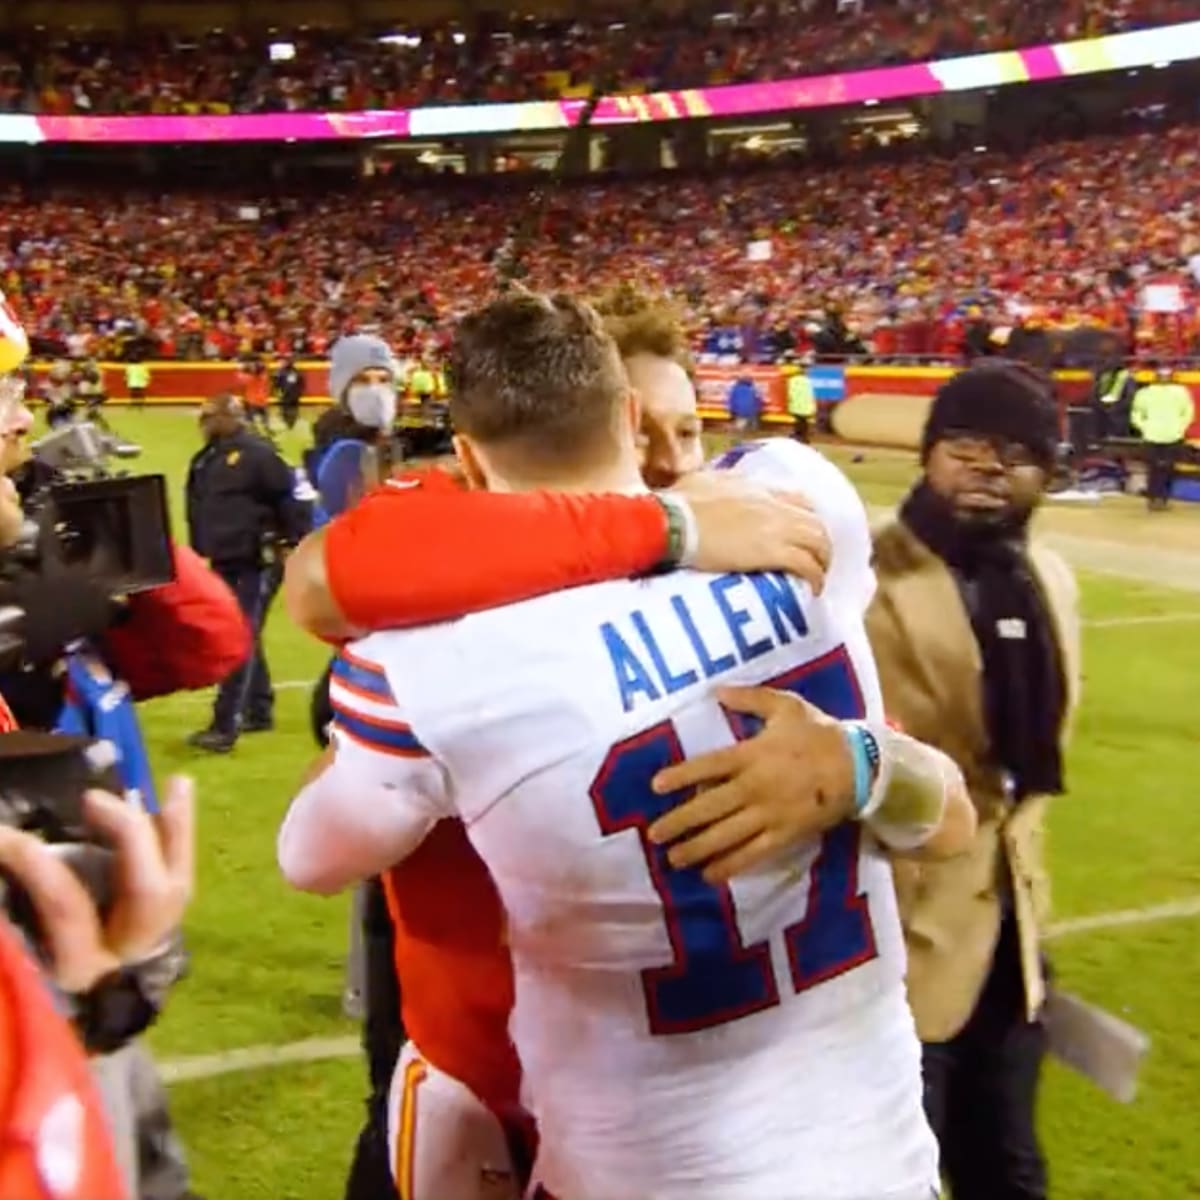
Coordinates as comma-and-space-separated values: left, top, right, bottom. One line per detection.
280, 293, 974, 1200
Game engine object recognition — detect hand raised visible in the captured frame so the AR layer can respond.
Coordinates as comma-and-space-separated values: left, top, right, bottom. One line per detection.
672, 471, 831, 595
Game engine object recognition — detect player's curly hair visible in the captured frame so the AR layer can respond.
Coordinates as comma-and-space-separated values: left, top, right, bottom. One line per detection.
591, 283, 693, 373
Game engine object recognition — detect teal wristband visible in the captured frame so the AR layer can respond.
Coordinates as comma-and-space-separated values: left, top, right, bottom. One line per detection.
841, 723, 876, 816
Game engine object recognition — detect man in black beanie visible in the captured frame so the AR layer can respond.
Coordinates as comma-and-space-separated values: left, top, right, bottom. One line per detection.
867, 360, 1081, 1200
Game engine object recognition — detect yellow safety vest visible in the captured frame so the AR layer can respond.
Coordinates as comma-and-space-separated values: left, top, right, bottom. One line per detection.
1131, 383, 1195, 444
1099, 369, 1130, 406
787, 373, 816, 418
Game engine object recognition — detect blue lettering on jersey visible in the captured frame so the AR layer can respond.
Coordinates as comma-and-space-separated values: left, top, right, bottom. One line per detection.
750, 572, 809, 643
603, 573, 809, 712
601, 622, 662, 711
710, 573, 774, 663
671, 595, 737, 678
631, 611, 698, 695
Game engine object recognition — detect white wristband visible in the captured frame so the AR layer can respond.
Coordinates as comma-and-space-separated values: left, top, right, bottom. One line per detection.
858, 724, 955, 851
670, 495, 701, 567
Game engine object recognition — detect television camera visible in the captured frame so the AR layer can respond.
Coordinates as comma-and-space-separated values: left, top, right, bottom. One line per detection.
20, 421, 175, 596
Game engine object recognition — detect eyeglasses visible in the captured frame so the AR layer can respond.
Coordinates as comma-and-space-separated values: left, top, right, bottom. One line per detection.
942, 436, 1039, 471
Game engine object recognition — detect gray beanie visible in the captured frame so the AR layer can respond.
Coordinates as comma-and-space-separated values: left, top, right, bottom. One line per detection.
328, 334, 397, 403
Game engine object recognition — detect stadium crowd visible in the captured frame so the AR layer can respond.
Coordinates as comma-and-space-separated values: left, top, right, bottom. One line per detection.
0, 0, 1192, 114
4, 121, 1198, 365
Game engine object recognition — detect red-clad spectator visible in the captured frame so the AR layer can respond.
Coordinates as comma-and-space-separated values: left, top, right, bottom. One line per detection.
0, 119, 1196, 364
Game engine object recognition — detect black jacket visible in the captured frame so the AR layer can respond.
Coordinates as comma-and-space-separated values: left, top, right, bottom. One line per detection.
185, 430, 308, 566
274, 366, 305, 406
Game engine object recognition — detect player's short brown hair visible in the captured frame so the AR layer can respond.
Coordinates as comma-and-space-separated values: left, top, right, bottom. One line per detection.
592, 283, 693, 372
449, 292, 628, 470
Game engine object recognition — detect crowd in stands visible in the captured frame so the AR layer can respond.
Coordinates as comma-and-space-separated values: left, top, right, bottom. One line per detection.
0, 0, 1193, 115
2, 121, 1198, 365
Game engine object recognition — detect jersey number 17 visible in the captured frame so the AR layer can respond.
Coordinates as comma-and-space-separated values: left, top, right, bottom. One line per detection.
590, 647, 879, 1036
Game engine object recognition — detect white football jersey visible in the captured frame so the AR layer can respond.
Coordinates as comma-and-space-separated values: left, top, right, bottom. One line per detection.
345, 442, 938, 1200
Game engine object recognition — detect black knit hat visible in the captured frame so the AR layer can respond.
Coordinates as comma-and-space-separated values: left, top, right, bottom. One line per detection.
921, 359, 1059, 468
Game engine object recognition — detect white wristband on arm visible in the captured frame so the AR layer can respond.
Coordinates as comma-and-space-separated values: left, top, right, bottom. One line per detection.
849, 723, 956, 851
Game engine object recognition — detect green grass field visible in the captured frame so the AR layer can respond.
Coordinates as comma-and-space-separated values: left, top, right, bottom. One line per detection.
88, 409, 1200, 1200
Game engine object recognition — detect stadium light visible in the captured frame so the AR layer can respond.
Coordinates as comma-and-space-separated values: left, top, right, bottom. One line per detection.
268, 41, 296, 62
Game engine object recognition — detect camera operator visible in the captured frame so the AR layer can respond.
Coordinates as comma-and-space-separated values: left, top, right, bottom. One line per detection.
0, 399, 125, 729
0, 381, 198, 1200
0, 352, 244, 1200
185, 393, 308, 753
0, 771, 194, 1200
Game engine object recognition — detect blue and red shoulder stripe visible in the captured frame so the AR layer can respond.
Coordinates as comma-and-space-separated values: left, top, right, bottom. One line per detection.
329, 650, 429, 758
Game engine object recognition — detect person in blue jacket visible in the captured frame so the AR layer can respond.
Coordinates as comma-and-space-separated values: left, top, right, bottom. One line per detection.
305, 335, 400, 528
728, 371, 763, 434
304, 336, 406, 1200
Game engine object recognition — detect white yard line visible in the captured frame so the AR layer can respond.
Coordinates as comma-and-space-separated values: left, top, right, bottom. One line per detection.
1084, 613, 1200, 629
158, 894, 1200, 1086
159, 1035, 359, 1085
1043, 896, 1200, 940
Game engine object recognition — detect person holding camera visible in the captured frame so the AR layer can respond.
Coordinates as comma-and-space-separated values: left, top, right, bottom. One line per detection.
0, 756, 195, 1200
0, 372, 198, 1200
0, 339, 243, 1200
185, 393, 308, 754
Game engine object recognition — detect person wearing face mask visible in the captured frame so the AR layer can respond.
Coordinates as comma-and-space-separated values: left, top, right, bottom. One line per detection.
306, 335, 400, 531
301, 336, 405, 1164
185, 394, 308, 754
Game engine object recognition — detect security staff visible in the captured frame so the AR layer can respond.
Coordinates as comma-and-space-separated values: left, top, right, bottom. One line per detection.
1131, 365, 1195, 511
185, 393, 307, 752
786, 362, 817, 443
124, 359, 150, 409
1092, 361, 1136, 441
274, 355, 306, 430
408, 360, 435, 405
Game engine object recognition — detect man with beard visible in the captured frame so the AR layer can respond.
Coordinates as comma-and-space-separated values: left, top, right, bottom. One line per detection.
862, 361, 1079, 1200
656, 361, 1080, 1200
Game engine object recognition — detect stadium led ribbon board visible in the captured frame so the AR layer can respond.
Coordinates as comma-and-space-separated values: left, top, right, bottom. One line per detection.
588, 19, 1200, 125
0, 20, 1195, 145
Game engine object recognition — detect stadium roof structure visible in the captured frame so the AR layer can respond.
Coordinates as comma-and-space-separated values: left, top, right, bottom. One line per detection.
0, 0, 675, 32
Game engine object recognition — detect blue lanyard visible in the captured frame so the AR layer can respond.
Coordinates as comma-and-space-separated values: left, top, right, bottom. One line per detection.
55, 649, 159, 814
